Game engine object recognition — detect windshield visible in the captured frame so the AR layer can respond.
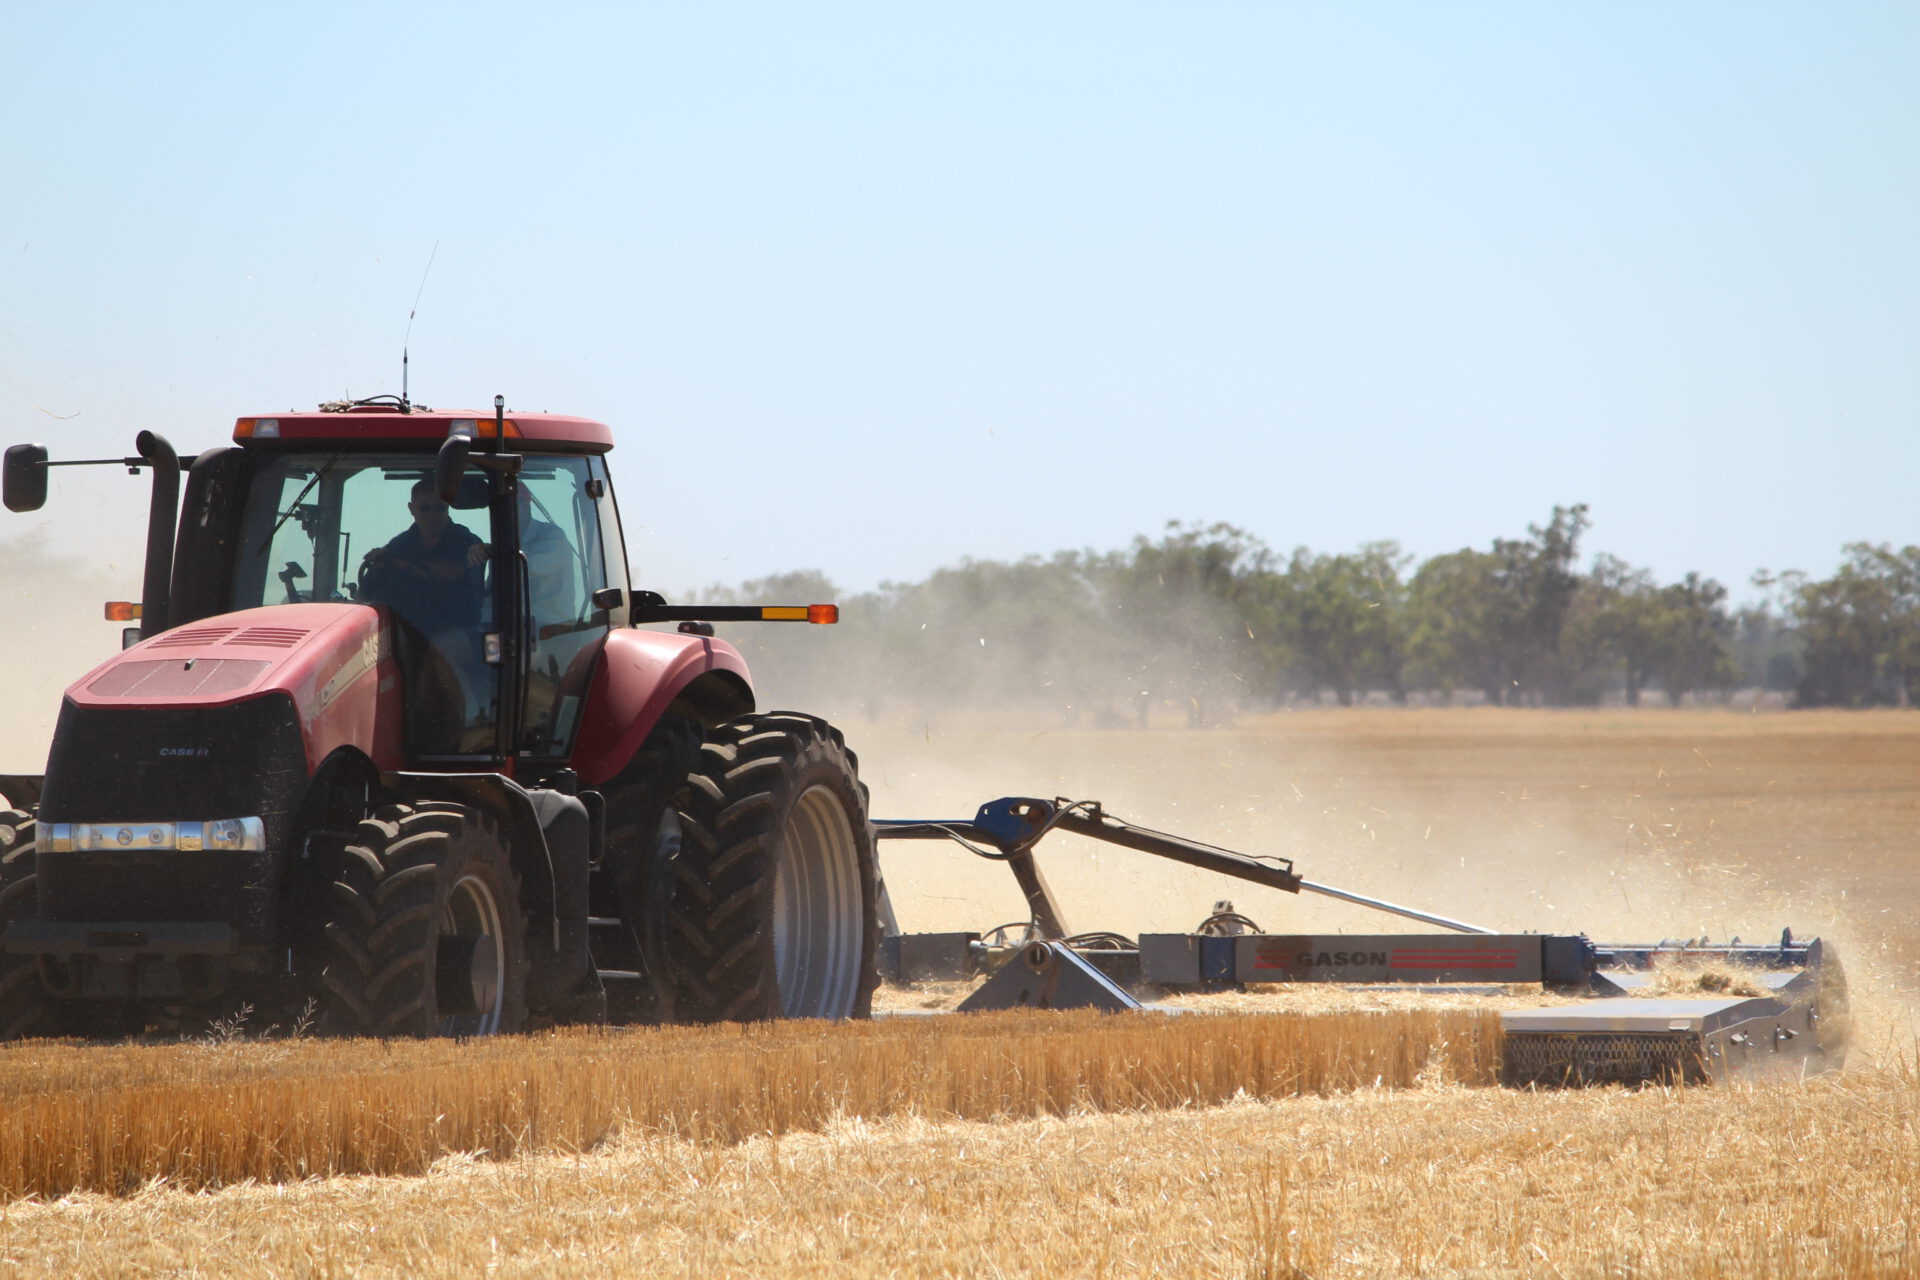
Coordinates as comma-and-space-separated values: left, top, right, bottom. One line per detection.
231, 452, 493, 620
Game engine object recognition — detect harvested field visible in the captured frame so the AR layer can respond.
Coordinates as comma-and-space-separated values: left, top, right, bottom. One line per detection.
0, 708, 1915, 1277
1, 1062, 1913, 1278
0, 1008, 1499, 1199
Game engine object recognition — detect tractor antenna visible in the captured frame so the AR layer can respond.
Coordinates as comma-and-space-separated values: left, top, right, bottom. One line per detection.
401, 239, 440, 413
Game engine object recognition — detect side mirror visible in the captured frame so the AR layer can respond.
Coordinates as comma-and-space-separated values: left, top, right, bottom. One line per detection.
448, 473, 493, 510
435, 435, 472, 504
3, 444, 49, 513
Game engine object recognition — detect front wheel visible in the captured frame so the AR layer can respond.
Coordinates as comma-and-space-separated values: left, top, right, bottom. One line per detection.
0, 810, 50, 1039
316, 803, 527, 1037
660, 712, 880, 1022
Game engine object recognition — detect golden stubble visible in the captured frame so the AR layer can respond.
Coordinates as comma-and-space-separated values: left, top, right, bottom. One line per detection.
0, 1064, 1913, 1279
0, 1008, 1500, 1200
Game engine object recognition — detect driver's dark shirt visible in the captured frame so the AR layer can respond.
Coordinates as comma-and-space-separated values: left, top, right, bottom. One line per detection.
375, 522, 484, 633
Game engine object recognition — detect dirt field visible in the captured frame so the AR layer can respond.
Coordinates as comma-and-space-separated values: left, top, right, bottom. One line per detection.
0, 708, 1915, 1277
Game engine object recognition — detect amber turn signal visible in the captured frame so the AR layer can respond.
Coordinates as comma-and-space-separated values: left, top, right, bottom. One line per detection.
751, 605, 837, 623
103, 601, 141, 621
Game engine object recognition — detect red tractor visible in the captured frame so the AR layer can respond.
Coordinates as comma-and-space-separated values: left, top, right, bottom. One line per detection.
0, 397, 882, 1037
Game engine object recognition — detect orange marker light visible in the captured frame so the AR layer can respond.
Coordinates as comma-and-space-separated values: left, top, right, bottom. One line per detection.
808, 604, 839, 625
104, 602, 141, 621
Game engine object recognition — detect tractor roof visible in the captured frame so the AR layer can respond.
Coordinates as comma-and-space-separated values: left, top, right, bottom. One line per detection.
233, 404, 613, 453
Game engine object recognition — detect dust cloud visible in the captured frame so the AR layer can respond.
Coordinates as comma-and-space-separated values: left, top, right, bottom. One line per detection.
851, 706, 1920, 1060
0, 533, 137, 774
695, 573, 1255, 736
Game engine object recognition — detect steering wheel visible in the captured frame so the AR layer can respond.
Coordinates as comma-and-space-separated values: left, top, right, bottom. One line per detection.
356, 555, 407, 605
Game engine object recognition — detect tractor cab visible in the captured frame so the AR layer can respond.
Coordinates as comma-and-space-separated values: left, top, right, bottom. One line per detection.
189, 403, 630, 769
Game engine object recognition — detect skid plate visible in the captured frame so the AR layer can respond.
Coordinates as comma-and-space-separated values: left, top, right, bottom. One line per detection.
1502, 996, 1832, 1085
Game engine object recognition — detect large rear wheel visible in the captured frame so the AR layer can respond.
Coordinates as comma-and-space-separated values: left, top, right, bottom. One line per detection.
317, 803, 527, 1037
660, 712, 880, 1022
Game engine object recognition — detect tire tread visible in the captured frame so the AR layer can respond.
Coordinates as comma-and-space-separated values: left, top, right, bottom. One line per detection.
659, 711, 879, 1023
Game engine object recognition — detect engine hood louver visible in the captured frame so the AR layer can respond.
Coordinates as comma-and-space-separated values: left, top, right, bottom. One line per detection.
150, 626, 238, 649
225, 627, 311, 648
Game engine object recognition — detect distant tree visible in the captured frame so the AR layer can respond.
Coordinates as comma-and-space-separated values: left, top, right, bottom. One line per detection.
1645, 572, 1737, 704
1497, 504, 1591, 703
1405, 548, 1508, 702
1742, 571, 1807, 693
1792, 544, 1920, 707
1275, 542, 1409, 705
1405, 505, 1590, 705
1852, 544, 1920, 705
687, 509, 1920, 720
1568, 554, 1663, 706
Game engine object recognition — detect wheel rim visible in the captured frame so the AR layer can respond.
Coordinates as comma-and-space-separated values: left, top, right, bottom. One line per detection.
772, 784, 863, 1018
439, 872, 506, 1035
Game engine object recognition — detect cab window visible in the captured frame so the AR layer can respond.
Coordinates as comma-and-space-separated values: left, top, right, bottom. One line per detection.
519, 457, 612, 758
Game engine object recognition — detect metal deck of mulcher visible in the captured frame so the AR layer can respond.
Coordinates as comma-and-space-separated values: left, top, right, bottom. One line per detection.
1501, 994, 1833, 1085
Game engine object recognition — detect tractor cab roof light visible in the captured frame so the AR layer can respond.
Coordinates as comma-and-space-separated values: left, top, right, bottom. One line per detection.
234, 419, 280, 440
447, 417, 521, 439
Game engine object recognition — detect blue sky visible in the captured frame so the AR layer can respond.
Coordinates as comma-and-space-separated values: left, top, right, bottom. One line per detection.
3, 1, 1914, 601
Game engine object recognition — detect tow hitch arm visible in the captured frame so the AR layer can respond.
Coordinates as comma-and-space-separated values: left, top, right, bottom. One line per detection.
873, 796, 1493, 939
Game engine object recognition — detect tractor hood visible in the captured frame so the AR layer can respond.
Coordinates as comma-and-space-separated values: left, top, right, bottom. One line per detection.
64, 602, 403, 771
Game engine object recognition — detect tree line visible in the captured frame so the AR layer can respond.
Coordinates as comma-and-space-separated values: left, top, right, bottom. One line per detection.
687, 508, 1920, 722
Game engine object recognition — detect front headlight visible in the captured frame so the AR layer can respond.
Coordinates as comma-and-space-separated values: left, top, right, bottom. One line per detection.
41, 817, 266, 853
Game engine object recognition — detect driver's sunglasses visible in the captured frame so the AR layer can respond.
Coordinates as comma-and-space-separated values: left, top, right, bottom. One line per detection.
411, 500, 449, 513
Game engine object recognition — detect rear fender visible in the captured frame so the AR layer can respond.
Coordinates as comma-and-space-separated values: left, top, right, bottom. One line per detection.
569, 629, 753, 786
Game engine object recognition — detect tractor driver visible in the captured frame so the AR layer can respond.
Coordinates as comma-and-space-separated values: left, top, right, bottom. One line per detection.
361, 480, 489, 634
363, 480, 491, 750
